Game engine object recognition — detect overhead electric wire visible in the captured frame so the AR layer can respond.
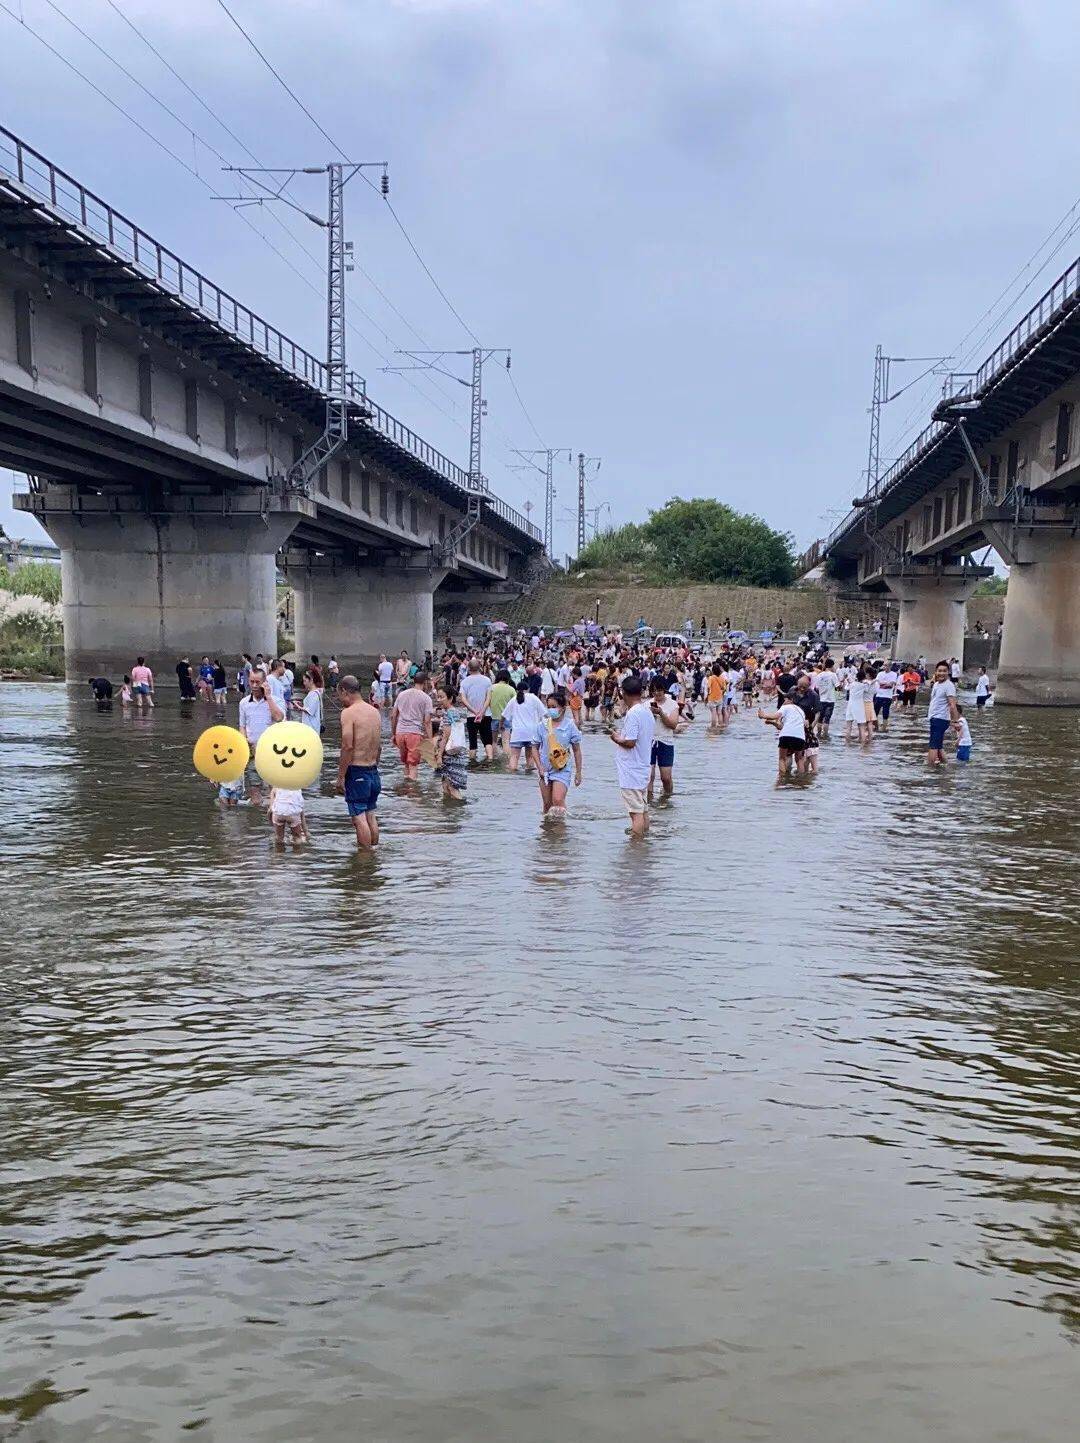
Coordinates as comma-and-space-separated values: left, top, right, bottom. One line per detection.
207, 0, 558, 471
0, 2, 475, 439
212, 0, 346, 159
882, 196, 1080, 463
20, 0, 547, 499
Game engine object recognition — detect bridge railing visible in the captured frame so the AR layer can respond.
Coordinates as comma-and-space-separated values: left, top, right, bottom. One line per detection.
0, 124, 542, 546
827, 248, 1080, 553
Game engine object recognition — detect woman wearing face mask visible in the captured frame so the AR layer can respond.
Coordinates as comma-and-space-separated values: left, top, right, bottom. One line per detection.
526, 685, 583, 819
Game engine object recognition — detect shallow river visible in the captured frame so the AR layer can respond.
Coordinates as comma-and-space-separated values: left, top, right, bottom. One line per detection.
2, 684, 1080, 1442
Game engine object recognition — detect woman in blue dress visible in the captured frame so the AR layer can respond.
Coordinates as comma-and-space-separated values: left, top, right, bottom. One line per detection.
526, 686, 583, 819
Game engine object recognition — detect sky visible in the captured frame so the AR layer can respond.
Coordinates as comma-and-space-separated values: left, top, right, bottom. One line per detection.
2, 0, 1080, 563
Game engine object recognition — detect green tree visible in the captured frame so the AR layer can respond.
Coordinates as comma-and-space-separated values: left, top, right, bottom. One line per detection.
641, 498, 795, 586
0, 560, 61, 603
571, 522, 646, 572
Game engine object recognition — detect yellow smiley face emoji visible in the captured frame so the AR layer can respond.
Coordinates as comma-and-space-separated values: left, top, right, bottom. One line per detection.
254, 720, 324, 789
193, 724, 250, 783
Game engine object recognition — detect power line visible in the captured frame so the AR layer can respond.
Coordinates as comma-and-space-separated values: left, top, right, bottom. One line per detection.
380, 195, 480, 345
212, 0, 347, 158
505, 366, 546, 448
104, 0, 260, 165
0, 2, 476, 439
16, 0, 544, 509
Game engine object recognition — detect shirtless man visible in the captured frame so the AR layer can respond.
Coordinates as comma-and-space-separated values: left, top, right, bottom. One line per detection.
335, 674, 383, 848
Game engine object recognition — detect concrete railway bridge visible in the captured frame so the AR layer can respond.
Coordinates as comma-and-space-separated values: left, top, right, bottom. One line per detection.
0, 126, 544, 677
815, 255, 1080, 705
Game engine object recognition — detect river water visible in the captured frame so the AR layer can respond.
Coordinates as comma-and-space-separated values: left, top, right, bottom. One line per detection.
2, 683, 1079, 1442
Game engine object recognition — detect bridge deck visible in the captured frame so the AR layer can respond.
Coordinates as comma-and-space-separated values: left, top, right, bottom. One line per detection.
827, 252, 1080, 559
0, 125, 541, 550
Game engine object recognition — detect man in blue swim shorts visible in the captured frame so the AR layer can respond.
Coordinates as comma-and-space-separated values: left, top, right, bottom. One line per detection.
926, 659, 960, 766
335, 674, 384, 849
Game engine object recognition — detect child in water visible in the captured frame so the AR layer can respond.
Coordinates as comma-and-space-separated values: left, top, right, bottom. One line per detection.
217, 777, 245, 808
954, 705, 973, 762
120, 675, 133, 706
269, 785, 308, 845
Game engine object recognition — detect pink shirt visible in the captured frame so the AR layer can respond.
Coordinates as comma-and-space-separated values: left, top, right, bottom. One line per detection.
131, 664, 152, 685
393, 687, 434, 736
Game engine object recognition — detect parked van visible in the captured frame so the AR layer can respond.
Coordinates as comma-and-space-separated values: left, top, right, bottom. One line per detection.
654, 632, 688, 650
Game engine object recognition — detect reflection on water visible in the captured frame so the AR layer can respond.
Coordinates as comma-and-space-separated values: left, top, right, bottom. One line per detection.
1, 684, 1079, 1442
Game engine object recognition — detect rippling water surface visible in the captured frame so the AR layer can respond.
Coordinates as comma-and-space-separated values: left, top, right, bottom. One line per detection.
2, 684, 1080, 1442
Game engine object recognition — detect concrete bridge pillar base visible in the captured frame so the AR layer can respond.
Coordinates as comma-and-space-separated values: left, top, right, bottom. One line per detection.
884, 571, 981, 667
997, 532, 1080, 705
292, 561, 448, 673
41, 505, 300, 680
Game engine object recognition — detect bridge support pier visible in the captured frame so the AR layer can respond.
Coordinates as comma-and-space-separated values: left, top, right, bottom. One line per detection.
884, 569, 982, 666
36, 497, 304, 679
996, 531, 1080, 705
291, 559, 448, 673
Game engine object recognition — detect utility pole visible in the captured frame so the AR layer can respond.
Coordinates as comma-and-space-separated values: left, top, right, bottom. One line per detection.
513, 448, 571, 554
386, 348, 510, 558
576, 453, 601, 554
866, 343, 885, 496
217, 159, 388, 495
584, 502, 610, 539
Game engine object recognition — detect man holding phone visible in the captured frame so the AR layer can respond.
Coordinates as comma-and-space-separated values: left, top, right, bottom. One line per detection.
607, 675, 655, 838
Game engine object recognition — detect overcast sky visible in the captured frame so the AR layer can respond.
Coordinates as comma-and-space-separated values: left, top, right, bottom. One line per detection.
2, 0, 1079, 561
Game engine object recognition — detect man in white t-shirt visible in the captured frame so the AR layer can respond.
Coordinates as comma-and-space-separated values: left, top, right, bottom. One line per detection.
927, 659, 960, 765
238, 668, 283, 747
460, 658, 494, 762
265, 660, 288, 719
648, 674, 680, 797
872, 664, 899, 733
375, 654, 394, 708
815, 658, 838, 736
608, 674, 655, 837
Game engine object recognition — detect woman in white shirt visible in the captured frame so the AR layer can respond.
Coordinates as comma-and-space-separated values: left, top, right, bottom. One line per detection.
759, 693, 809, 778
292, 669, 323, 732
844, 666, 872, 745
505, 683, 546, 773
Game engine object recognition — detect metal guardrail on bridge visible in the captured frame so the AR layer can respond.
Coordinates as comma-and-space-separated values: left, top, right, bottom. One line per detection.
0, 125, 542, 546
827, 249, 1080, 553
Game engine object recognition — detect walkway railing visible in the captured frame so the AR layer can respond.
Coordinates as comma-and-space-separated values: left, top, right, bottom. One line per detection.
0, 125, 542, 546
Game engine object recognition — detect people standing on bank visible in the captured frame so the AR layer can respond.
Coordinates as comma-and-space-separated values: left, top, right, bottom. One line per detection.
130, 656, 154, 710
335, 675, 383, 848
608, 675, 655, 838
927, 660, 961, 766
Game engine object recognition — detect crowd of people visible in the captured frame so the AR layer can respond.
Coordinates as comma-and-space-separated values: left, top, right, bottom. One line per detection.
85, 621, 991, 852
